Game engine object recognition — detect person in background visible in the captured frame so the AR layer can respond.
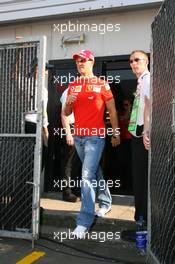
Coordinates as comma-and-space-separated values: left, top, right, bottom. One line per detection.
128, 50, 150, 227
25, 62, 53, 169
64, 49, 120, 238
119, 99, 132, 140
60, 88, 81, 202
118, 98, 132, 193
25, 62, 50, 138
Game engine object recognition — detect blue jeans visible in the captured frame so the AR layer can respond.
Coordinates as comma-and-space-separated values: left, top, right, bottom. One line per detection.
74, 136, 111, 228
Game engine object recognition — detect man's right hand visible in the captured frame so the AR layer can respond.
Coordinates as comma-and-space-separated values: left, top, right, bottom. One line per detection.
66, 94, 77, 106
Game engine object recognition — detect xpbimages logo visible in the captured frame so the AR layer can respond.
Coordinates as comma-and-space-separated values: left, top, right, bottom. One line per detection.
53, 178, 121, 190
54, 230, 121, 242
53, 74, 120, 86
53, 127, 120, 138
53, 21, 120, 35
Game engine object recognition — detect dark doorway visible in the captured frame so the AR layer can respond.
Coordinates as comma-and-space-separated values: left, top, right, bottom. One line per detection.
101, 58, 137, 195
45, 55, 137, 195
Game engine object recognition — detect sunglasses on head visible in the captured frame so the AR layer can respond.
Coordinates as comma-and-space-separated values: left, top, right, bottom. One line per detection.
130, 58, 145, 64
76, 58, 91, 63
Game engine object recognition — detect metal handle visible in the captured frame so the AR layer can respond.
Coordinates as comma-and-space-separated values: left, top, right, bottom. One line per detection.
26, 181, 36, 187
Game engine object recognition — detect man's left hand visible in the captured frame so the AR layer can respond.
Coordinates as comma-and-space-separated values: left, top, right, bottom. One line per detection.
143, 132, 150, 150
111, 136, 120, 147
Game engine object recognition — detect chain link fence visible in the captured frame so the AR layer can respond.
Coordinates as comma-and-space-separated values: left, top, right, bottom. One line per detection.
0, 137, 35, 231
148, 0, 175, 263
0, 38, 45, 240
0, 43, 38, 134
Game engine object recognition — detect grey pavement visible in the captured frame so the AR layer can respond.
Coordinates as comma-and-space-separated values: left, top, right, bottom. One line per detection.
0, 235, 146, 264
0, 193, 147, 263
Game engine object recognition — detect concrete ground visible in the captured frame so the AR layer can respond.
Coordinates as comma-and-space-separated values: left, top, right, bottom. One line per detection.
0, 236, 146, 264
0, 193, 147, 264
40, 193, 135, 221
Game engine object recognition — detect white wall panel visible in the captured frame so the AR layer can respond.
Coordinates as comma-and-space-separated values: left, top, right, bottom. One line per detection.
0, 8, 158, 60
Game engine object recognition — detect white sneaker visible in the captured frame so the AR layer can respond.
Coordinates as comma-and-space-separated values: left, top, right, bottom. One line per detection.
95, 206, 111, 217
71, 225, 88, 239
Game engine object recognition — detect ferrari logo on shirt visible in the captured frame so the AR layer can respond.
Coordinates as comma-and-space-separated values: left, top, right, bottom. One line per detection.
105, 84, 110, 90
93, 85, 101, 93
70, 86, 75, 91
86, 85, 93, 92
74, 85, 82, 92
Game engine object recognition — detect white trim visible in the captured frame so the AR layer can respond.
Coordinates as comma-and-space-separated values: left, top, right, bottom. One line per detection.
0, 36, 43, 45
0, 0, 163, 24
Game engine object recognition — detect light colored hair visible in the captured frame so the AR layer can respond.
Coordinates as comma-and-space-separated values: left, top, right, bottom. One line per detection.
130, 50, 149, 60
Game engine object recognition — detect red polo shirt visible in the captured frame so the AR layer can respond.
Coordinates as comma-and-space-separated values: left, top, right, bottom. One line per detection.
68, 77, 113, 136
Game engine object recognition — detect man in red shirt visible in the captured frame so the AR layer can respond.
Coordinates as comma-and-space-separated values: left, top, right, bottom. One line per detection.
64, 50, 120, 238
